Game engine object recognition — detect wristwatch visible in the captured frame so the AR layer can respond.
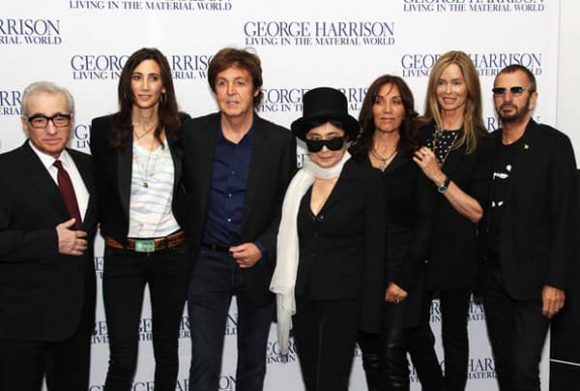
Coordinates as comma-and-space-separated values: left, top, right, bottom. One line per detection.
437, 176, 451, 193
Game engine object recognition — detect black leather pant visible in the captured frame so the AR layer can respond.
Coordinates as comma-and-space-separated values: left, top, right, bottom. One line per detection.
359, 327, 411, 391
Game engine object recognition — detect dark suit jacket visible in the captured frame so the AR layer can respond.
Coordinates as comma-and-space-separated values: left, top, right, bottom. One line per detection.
90, 114, 190, 241
481, 120, 578, 300
419, 123, 494, 290
182, 112, 296, 308
0, 142, 97, 342
295, 159, 386, 333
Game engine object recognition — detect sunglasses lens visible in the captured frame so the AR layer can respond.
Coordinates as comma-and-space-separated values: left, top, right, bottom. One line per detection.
306, 139, 324, 152
492, 87, 506, 95
511, 87, 524, 94
326, 137, 345, 151
305, 137, 345, 152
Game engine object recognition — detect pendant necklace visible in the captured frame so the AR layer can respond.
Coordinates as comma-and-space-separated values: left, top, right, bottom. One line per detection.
371, 145, 398, 171
134, 136, 159, 188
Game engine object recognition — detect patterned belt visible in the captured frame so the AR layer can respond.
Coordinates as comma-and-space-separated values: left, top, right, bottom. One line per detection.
105, 231, 185, 253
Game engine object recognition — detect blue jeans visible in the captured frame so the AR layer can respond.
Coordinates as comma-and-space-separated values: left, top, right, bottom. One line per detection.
187, 247, 273, 391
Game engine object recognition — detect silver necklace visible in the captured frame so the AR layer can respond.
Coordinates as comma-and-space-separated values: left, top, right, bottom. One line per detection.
371, 145, 398, 171
134, 142, 159, 188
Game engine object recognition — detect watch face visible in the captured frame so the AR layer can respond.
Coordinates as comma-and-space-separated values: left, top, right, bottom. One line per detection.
437, 178, 449, 193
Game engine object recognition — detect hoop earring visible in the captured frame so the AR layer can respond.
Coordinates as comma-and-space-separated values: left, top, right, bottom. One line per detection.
160, 92, 167, 104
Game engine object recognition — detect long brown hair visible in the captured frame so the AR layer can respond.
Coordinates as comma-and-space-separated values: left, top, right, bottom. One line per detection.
420, 50, 486, 154
110, 48, 181, 149
350, 75, 419, 159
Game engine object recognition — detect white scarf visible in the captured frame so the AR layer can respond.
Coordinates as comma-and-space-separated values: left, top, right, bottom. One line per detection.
270, 151, 351, 354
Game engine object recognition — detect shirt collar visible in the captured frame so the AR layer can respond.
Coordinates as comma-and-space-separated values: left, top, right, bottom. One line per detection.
28, 140, 73, 170
217, 119, 255, 145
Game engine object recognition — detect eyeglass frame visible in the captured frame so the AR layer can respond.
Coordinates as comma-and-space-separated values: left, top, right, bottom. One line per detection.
24, 113, 73, 129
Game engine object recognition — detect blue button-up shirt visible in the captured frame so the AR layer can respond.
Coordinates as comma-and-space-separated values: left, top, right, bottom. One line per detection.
203, 122, 254, 248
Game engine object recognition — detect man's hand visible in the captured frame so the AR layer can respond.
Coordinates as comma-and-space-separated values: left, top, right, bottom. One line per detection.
542, 285, 565, 318
56, 218, 88, 256
230, 242, 262, 268
385, 282, 408, 304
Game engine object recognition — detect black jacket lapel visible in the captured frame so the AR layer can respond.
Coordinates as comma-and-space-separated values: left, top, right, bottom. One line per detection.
22, 143, 69, 222
116, 132, 133, 218
318, 160, 356, 214
498, 120, 537, 203
241, 115, 269, 233
68, 149, 96, 230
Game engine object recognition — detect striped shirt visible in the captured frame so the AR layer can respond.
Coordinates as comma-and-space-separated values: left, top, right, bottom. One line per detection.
128, 140, 180, 238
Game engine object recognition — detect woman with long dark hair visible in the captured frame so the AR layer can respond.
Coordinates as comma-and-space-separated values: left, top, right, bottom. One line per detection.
409, 50, 493, 391
90, 47, 190, 391
351, 75, 432, 390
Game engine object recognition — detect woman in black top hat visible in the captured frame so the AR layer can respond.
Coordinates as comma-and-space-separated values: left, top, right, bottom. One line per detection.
270, 87, 385, 391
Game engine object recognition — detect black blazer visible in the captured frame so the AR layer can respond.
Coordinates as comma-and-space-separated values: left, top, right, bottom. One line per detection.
90, 114, 190, 242
419, 123, 494, 290
182, 112, 296, 308
295, 159, 386, 333
480, 120, 578, 300
0, 143, 97, 341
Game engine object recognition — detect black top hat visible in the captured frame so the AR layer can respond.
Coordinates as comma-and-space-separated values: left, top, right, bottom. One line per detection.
291, 87, 359, 141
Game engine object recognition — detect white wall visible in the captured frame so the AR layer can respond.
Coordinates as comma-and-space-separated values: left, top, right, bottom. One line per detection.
557, 0, 580, 166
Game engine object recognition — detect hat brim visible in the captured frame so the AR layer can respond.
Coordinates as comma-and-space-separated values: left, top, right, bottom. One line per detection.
291, 111, 360, 141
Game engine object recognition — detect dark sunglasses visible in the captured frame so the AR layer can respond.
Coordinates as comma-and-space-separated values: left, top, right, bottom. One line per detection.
305, 137, 345, 152
492, 86, 530, 97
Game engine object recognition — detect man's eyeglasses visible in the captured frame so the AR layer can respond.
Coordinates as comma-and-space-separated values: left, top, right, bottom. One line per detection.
492, 86, 531, 97
305, 137, 345, 153
25, 113, 72, 129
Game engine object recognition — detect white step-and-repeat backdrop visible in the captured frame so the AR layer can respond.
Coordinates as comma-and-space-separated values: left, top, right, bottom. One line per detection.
0, 1, 562, 390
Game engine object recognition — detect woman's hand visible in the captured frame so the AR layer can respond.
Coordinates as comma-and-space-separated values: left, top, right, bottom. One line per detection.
385, 282, 408, 304
413, 146, 446, 185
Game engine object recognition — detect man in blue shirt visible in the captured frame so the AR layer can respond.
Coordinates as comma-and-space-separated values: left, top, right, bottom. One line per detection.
182, 48, 296, 391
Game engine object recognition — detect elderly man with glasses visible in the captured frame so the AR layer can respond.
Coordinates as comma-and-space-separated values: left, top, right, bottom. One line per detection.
0, 81, 97, 391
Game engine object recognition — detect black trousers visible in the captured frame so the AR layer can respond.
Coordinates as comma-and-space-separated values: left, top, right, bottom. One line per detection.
102, 243, 190, 391
408, 288, 471, 391
481, 262, 549, 391
0, 318, 92, 391
0, 290, 93, 391
293, 296, 361, 391
359, 299, 418, 391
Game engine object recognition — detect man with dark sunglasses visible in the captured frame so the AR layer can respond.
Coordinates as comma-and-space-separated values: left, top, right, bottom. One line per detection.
0, 81, 97, 390
480, 64, 578, 391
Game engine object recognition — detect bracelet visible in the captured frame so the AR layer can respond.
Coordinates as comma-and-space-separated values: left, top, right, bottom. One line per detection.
437, 176, 451, 193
